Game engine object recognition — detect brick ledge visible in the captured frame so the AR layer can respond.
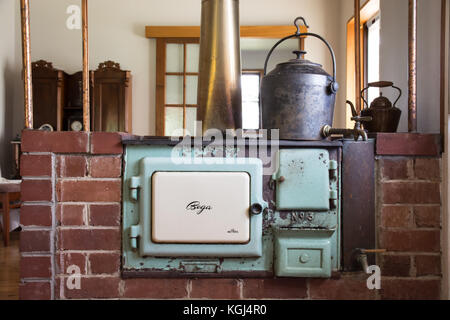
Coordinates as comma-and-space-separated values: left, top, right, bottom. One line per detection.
372, 133, 442, 157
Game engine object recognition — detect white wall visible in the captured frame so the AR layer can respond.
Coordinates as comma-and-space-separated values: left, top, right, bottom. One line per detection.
380, 0, 441, 133
26, 0, 345, 136
1, 0, 443, 142
0, 0, 23, 178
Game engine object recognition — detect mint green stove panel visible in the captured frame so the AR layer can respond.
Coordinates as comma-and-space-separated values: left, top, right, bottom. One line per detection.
272, 149, 334, 211
122, 144, 341, 277
274, 229, 334, 278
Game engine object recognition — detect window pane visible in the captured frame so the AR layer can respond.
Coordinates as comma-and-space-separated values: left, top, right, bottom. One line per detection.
186, 44, 200, 73
166, 44, 184, 73
242, 74, 260, 101
165, 107, 183, 136
241, 73, 261, 129
367, 18, 380, 104
166, 75, 183, 104
242, 102, 260, 130
186, 107, 197, 136
186, 75, 198, 105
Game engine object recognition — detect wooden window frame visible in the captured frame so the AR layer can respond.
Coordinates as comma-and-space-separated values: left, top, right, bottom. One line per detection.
156, 38, 199, 136
363, 14, 380, 101
150, 25, 307, 136
346, 0, 380, 128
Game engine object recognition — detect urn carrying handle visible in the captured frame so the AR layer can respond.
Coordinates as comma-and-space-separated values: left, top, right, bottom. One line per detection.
263, 17, 339, 94
361, 81, 403, 109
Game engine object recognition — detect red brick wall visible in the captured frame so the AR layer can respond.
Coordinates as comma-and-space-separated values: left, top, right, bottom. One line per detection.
18, 131, 443, 300
377, 157, 442, 299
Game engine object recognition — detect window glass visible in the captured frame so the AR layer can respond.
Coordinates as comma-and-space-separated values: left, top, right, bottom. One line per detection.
165, 107, 183, 136
165, 75, 184, 105
241, 73, 261, 130
367, 17, 380, 104
166, 44, 184, 73
186, 44, 200, 73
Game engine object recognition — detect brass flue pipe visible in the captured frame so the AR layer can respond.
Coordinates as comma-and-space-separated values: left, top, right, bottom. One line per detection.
354, 0, 362, 114
197, 0, 242, 134
408, 0, 418, 132
21, 0, 33, 129
82, 0, 90, 132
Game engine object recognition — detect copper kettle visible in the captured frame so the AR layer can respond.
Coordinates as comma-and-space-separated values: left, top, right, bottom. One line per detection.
360, 81, 402, 133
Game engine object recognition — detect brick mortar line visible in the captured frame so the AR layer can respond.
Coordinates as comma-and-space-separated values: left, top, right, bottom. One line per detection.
57, 202, 121, 205
380, 276, 441, 280
380, 203, 442, 206
55, 275, 120, 279
57, 178, 122, 182
21, 277, 53, 281
56, 154, 121, 159
380, 252, 441, 256
50, 153, 57, 300
56, 250, 121, 253
306, 278, 311, 300
380, 179, 442, 183
375, 156, 441, 159
21, 253, 52, 257
377, 251, 442, 255
21, 227, 53, 231
118, 279, 125, 297
381, 204, 442, 207
22, 177, 52, 181
56, 226, 120, 230
57, 272, 121, 277
20, 251, 52, 255
22, 152, 54, 156
87, 132, 92, 154
21, 202, 54, 206
379, 227, 441, 231
187, 279, 192, 299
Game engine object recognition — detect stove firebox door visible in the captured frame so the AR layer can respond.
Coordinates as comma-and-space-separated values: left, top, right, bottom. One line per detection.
273, 149, 333, 211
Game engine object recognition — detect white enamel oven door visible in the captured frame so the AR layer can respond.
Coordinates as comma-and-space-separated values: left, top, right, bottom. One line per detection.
152, 171, 250, 244
135, 157, 265, 258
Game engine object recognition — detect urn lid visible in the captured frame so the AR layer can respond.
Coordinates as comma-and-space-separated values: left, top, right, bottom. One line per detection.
272, 51, 330, 77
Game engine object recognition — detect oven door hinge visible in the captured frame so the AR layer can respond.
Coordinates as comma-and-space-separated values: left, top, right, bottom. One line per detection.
129, 176, 141, 201
329, 160, 338, 179
129, 225, 141, 250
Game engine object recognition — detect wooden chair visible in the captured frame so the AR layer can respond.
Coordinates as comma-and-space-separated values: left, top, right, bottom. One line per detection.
0, 181, 21, 246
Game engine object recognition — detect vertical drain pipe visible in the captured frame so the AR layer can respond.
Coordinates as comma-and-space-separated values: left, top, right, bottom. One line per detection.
82, 0, 90, 132
21, 0, 33, 129
408, 0, 418, 132
197, 0, 242, 134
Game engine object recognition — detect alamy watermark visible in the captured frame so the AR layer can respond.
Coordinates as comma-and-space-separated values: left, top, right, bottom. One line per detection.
169, 122, 279, 176
366, 265, 382, 290
66, 5, 81, 30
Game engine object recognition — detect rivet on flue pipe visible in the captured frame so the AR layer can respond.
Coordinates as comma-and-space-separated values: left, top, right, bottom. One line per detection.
82, 0, 90, 132
197, 0, 243, 134
408, 0, 418, 132
21, 0, 33, 129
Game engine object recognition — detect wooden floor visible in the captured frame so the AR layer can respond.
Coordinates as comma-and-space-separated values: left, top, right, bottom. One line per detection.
0, 231, 20, 300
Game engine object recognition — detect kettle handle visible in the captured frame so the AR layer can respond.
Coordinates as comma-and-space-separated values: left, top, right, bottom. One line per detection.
263, 17, 338, 94
361, 82, 403, 108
